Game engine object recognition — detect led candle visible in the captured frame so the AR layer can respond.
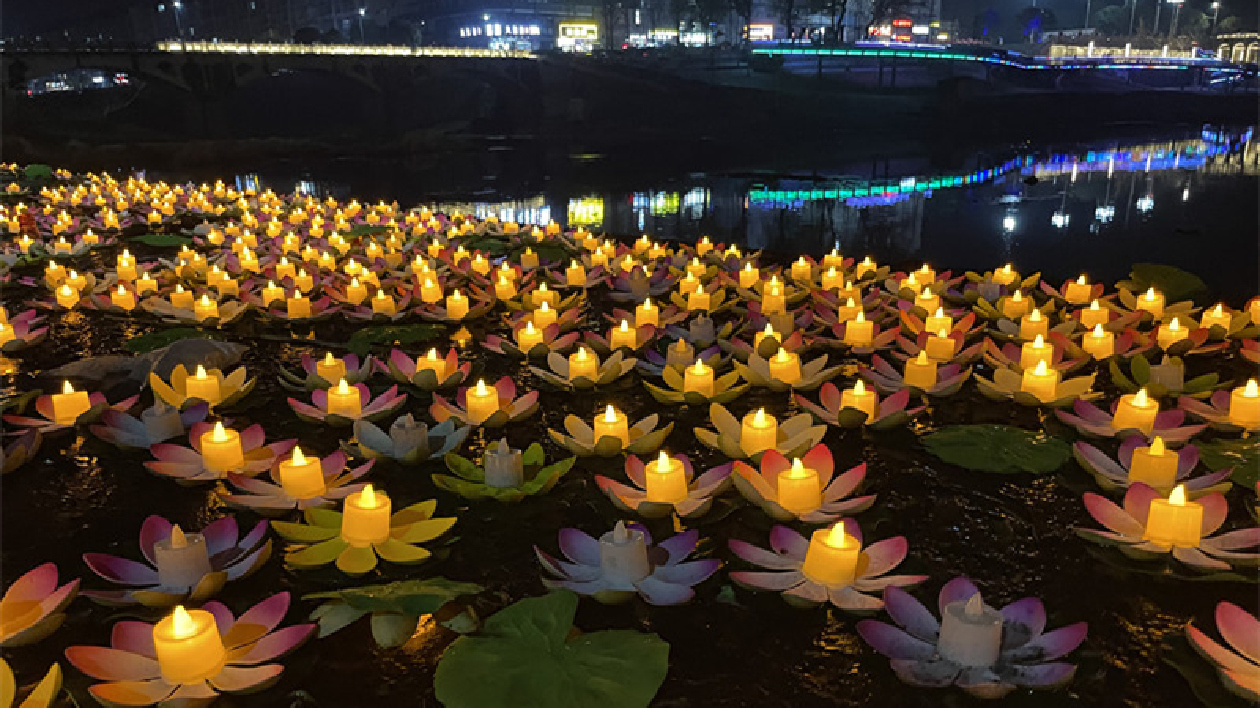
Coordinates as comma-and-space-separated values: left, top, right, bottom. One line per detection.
532, 282, 558, 309
593, 405, 629, 446
569, 347, 599, 381
193, 294, 219, 322
1229, 379, 1260, 428
1142, 485, 1203, 547
992, 263, 1017, 286
688, 283, 711, 311
841, 379, 878, 419
1200, 304, 1230, 331
260, 280, 285, 306
494, 275, 517, 300
902, 351, 937, 389
1083, 324, 1115, 360
1019, 334, 1053, 370
108, 284, 136, 311
200, 422, 244, 473
1019, 309, 1048, 341
800, 522, 862, 587
937, 594, 1004, 668
0, 323, 11, 347
117, 249, 137, 280
589, 247, 609, 268
666, 338, 694, 368
618, 255, 637, 273
1020, 359, 1060, 401
740, 408, 778, 457
1136, 287, 1165, 319
44, 261, 66, 286
645, 451, 689, 504
16, 234, 32, 253
1156, 317, 1188, 349
185, 364, 222, 405
739, 262, 760, 289
686, 257, 707, 279
274, 257, 296, 281
470, 253, 491, 276
924, 328, 956, 361
533, 300, 557, 329
820, 266, 843, 291
445, 289, 469, 320
609, 319, 636, 350
520, 247, 540, 269
761, 285, 786, 314
419, 278, 442, 304
684, 358, 715, 397
1250, 298, 1260, 325
844, 311, 875, 346
142, 401, 184, 443
916, 287, 941, 315
278, 446, 325, 499
1112, 388, 1159, 435
153, 606, 225, 685
900, 272, 923, 296
768, 347, 802, 386
1064, 275, 1092, 304
341, 484, 392, 547
1002, 290, 1030, 319
326, 379, 363, 419
915, 263, 936, 285
170, 284, 194, 310
516, 321, 544, 352
835, 297, 861, 324
286, 293, 311, 318
316, 353, 346, 383
754, 323, 779, 350
696, 236, 714, 256
51, 381, 91, 424
635, 298, 658, 328
790, 257, 812, 282
777, 458, 821, 514
1080, 299, 1110, 328
371, 289, 396, 315
55, 284, 78, 308
53, 237, 71, 254
466, 379, 500, 424
822, 248, 843, 269
483, 439, 524, 488
600, 521, 651, 583
1127, 436, 1178, 490
344, 277, 367, 305
153, 525, 212, 589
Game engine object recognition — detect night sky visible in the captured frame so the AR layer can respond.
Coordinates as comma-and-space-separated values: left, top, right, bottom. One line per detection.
3, 0, 146, 37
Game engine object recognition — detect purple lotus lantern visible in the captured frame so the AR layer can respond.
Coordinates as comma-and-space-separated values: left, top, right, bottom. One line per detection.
732, 444, 874, 523
288, 382, 407, 426
3, 384, 138, 434
146, 422, 296, 483
0, 563, 78, 648
220, 448, 374, 515
595, 453, 732, 519
1, 428, 42, 474
1187, 601, 1260, 701
1073, 438, 1231, 494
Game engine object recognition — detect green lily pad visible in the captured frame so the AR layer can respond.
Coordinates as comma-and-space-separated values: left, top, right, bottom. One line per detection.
346, 324, 444, 356
23, 164, 53, 181
123, 328, 218, 353
435, 591, 669, 708
1119, 263, 1209, 304
1164, 635, 1252, 707
129, 233, 192, 248
922, 424, 1071, 474
1198, 439, 1260, 488
346, 224, 390, 238
305, 577, 484, 617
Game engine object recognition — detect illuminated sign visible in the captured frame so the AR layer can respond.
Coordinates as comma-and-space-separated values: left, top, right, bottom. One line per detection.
559, 23, 598, 40
749, 24, 774, 41
891, 18, 913, 27
567, 197, 604, 227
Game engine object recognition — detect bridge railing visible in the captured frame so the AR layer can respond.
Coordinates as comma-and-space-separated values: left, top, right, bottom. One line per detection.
154, 41, 534, 59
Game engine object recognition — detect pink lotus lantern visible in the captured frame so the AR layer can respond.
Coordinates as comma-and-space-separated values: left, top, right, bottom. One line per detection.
0, 563, 78, 648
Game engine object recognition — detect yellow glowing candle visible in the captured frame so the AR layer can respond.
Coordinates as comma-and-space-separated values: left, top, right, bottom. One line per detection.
520, 247, 539, 269
609, 319, 636, 350
419, 278, 442, 304
1200, 304, 1230, 331
684, 358, 715, 397
445, 289, 469, 320
286, 293, 311, 318
635, 298, 658, 328
761, 285, 786, 314
532, 282, 558, 309
1113, 388, 1159, 434
316, 353, 346, 383
116, 250, 137, 280
170, 284, 194, 310
925, 328, 956, 361
1142, 485, 1202, 547
739, 262, 760, 289
904, 351, 938, 389
200, 422, 244, 473
341, 484, 392, 547
1229, 379, 1260, 428
855, 256, 877, 278
1250, 298, 1260, 325
901, 272, 923, 296
153, 606, 225, 685
1083, 324, 1115, 360
1064, 275, 1092, 304
292, 268, 313, 292
777, 458, 821, 514
260, 280, 285, 306
835, 297, 861, 323
593, 405, 630, 446
1156, 317, 1188, 349
1002, 290, 1030, 320
754, 323, 779, 350
0, 323, 11, 347
916, 263, 936, 285
344, 277, 367, 305
516, 321, 544, 352
274, 257, 296, 280
185, 365, 222, 405
1019, 309, 1048, 341
1080, 299, 1110, 328
688, 283, 711, 311
326, 379, 362, 418
822, 248, 842, 269
110, 285, 136, 311
916, 287, 941, 314
371, 289, 396, 315
820, 266, 843, 291
55, 284, 78, 308
768, 347, 802, 386
466, 379, 500, 424
1137, 287, 1166, 319
992, 263, 1017, 286
51, 381, 91, 424
790, 257, 811, 282
1020, 359, 1060, 400
686, 257, 707, 279
277, 446, 325, 499
841, 379, 877, 419
645, 451, 689, 504
1019, 334, 1053, 370
533, 300, 557, 329
696, 236, 713, 256
470, 253, 491, 276
800, 522, 862, 587
844, 311, 875, 346
193, 294, 219, 322
1128, 436, 1179, 490
740, 408, 778, 457
494, 275, 517, 300
569, 347, 599, 381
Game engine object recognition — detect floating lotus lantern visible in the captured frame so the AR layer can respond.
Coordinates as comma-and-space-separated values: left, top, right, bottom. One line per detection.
385, 347, 470, 390
579, 319, 656, 356
530, 348, 637, 389
975, 360, 1099, 408
859, 354, 972, 397
734, 349, 842, 391
719, 324, 806, 363
1117, 286, 1195, 323
82, 515, 270, 607
288, 381, 407, 426
416, 287, 494, 323
221, 448, 374, 515
549, 405, 673, 457
893, 329, 982, 365
550, 260, 609, 289
643, 357, 748, 405
1073, 438, 1231, 494
857, 577, 1087, 699
669, 281, 730, 313
732, 445, 874, 522
0, 659, 60, 708
608, 266, 675, 302
0, 310, 47, 351
729, 520, 925, 610
431, 377, 539, 428
1179, 380, 1260, 432
263, 292, 339, 321
830, 313, 899, 354
795, 382, 924, 429
694, 404, 827, 462
272, 491, 456, 575
2, 383, 137, 433
595, 453, 733, 518
352, 415, 469, 464
506, 299, 584, 333
483, 321, 580, 359
280, 351, 376, 392
1055, 391, 1206, 442
435, 440, 576, 502
665, 313, 735, 350
1186, 601, 1260, 702
1040, 274, 1106, 305
0, 564, 78, 648
1110, 353, 1220, 400
1, 428, 41, 475
607, 299, 686, 330
150, 364, 256, 410
535, 522, 719, 605
64, 593, 314, 707
1195, 302, 1258, 340
143, 293, 248, 326
1078, 483, 1260, 571
91, 400, 209, 449
897, 308, 983, 340
146, 422, 296, 483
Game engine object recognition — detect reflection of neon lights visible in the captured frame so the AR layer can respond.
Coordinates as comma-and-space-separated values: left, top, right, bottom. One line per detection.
1051, 211, 1070, 228
1095, 205, 1115, 223
1136, 195, 1155, 213
752, 45, 1245, 70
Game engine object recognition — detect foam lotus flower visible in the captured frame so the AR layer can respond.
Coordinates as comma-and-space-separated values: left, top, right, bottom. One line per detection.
981, 337, 1086, 374
434, 441, 576, 502
828, 319, 900, 354
416, 289, 495, 322
383, 348, 469, 390
1040, 277, 1106, 304
1073, 439, 1231, 494
856, 577, 1088, 699
220, 450, 374, 515
482, 322, 580, 359
988, 311, 1077, 344
1, 429, 41, 474
1242, 339, 1260, 365
885, 269, 963, 301
718, 324, 807, 363
0, 564, 78, 648
896, 309, 984, 340
1055, 399, 1207, 443
668, 283, 732, 313
975, 364, 1099, 408
734, 350, 843, 392
1111, 354, 1220, 400
608, 267, 675, 302
729, 521, 926, 610
734, 279, 810, 308
606, 302, 687, 329
279, 352, 376, 392
581, 320, 657, 355
2, 387, 138, 434
146, 422, 296, 483
643, 360, 748, 405
535, 522, 719, 605
288, 383, 407, 426
272, 497, 456, 575
0, 310, 47, 352
530, 349, 637, 389
343, 288, 416, 322
64, 592, 314, 707
795, 383, 924, 429
664, 314, 735, 350
548, 409, 673, 457
859, 355, 972, 397
694, 403, 827, 462
1179, 388, 1260, 433
150, 365, 256, 410
502, 285, 583, 313
261, 294, 339, 321
82, 515, 270, 607
732, 445, 874, 522
0, 659, 61, 708
1187, 601, 1260, 702
142, 296, 249, 327
892, 330, 983, 365
505, 303, 584, 332
1078, 483, 1260, 570
1116, 287, 1196, 323
90, 400, 209, 448
351, 415, 469, 464
595, 454, 733, 518
548, 263, 609, 290
431, 377, 539, 428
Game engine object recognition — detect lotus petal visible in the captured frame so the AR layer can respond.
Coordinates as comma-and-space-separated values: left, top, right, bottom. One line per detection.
885, 586, 940, 642
65, 646, 160, 682
857, 620, 937, 661
89, 678, 176, 705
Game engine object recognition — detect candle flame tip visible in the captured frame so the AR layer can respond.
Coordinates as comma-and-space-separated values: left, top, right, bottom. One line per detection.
1169, 484, 1187, 506
964, 593, 985, 617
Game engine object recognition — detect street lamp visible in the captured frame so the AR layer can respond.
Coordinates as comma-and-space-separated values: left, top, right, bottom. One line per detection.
1168, 0, 1184, 39
358, 7, 366, 44
1210, 1, 1221, 33
168, 0, 185, 41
